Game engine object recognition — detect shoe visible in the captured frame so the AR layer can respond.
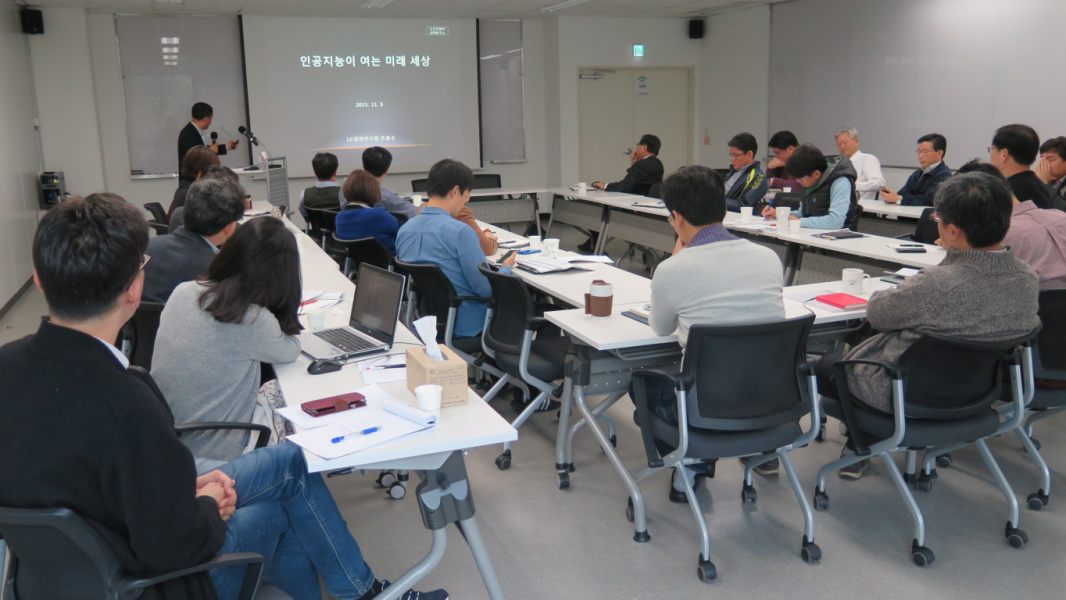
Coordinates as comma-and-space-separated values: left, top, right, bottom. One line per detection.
380, 580, 450, 600
535, 397, 561, 412
740, 456, 779, 476
668, 468, 704, 503
839, 458, 870, 480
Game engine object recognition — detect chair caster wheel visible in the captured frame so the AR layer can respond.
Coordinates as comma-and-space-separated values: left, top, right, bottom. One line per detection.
696, 558, 717, 582
741, 484, 757, 504
626, 497, 634, 522
495, 450, 512, 470
1026, 491, 1049, 511
801, 538, 821, 562
377, 470, 396, 488
936, 454, 953, 469
609, 434, 617, 448
815, 425, 826, 442
1031, 438, 1041, 451
387, 482, 406, 500
838, 422, 848, 436
915, 473, 933, 492
1006, 525, 1029, 548
558, 472, 570, 490
813, 490, 829, 511
911, 541, 935, 567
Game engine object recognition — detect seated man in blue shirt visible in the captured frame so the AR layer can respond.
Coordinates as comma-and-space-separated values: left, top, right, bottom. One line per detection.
879, 133, 952, 206
396, 159, 517, 338
762, 144, 856, 230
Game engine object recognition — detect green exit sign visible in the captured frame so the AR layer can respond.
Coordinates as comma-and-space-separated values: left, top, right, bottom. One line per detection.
633, 44, 644, 57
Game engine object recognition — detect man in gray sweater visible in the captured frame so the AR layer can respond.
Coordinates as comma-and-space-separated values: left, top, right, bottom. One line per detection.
819, 173, 1040, 479
640, 165, 786, 492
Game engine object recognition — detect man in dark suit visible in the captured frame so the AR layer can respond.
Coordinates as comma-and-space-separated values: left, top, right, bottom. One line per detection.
880, 133, 952, 206
593, 134, 664, 195
177, 102, 238, 170
143, 177, 245, 303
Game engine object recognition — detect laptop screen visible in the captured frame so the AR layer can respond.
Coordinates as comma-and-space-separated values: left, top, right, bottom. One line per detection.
349, 264, 405, 344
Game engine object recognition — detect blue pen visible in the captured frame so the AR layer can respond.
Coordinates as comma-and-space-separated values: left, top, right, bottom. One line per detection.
518, 249, 541, 255
331, 427, 380, 444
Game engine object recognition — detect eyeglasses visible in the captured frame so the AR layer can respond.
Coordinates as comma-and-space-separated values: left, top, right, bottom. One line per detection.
728, 152, 745, 160
917, 149, 938, 156
930, 213, 941, 223
987, 146, 999, 154
667, 214, 675, 226
139, 254, 151, 272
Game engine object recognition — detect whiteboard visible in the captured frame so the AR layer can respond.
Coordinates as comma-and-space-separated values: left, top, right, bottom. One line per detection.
116, 16, 248, 175
769, 0, 1066, 167
479, 20, 526, 163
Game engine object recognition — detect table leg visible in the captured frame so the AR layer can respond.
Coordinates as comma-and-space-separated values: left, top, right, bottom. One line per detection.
555, 377, 575, 488
782, 242, 803, 286
377, 451, 506, 600
593, 207, 611, 255
532, 193, 542, 237
571, 385, 650, 542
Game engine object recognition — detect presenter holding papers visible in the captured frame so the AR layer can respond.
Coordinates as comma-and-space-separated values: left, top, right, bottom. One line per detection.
177, 102, 239, 169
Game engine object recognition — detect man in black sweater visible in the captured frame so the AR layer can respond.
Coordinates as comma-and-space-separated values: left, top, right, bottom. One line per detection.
0, 195, 446, 600
990, 123, 1055, 209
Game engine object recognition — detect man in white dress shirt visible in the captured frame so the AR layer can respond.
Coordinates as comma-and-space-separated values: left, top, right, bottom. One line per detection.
835, 127, 886, 200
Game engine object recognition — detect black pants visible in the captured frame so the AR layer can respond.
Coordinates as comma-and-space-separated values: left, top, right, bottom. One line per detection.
815, 353, 843, 401
629, 368, 682, 426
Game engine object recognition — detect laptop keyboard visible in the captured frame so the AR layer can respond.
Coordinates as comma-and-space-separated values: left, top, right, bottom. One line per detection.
314, 328, 378, 354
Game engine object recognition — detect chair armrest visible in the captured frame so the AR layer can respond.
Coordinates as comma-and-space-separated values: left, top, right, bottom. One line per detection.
895, 233, 915, 241
630, 371, 666, 469
176, 422, 271, 450
147, 222, 169, 236
116, 553, 264, 595
833, 358, 906, 380
452, 295, 486, 308
830, 359, 905, 455
526, 317, 551, 331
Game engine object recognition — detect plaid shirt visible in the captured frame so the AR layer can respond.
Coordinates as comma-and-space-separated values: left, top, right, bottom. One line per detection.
687, 224, 739, 248
1003, 201, 1066, 290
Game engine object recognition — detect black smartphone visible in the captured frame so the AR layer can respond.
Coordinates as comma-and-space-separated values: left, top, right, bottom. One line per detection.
499, 249, 517, 263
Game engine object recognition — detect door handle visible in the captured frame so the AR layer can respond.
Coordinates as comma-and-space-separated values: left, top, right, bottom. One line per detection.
623, 148, 632, 155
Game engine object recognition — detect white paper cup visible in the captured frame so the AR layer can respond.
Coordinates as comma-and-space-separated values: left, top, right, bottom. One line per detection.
528, 235, 542, 250
307, 311, 326, 331
415, 384, 443, 414
789, 219, 802, 233
544, 238, 560, 255
740, 207, 753, 222
411, 194, 423, 206
776, 207, 791, 230
577, 183, 587, 194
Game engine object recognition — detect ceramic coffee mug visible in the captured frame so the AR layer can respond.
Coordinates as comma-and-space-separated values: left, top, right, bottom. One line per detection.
584, 280, 613, 318
842, 268, 871, 294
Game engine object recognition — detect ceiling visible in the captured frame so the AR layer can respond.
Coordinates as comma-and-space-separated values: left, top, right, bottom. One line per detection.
16, 0, 786, 19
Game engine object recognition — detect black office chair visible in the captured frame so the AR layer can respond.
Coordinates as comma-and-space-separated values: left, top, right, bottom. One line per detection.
127, 366, 271, 453
168, 206, 184, 234
304, 207, 339, 250
144, 202, 168, 225
895, 208, 938, 244
390, 211, 409, 227
395, 260, 515, 401
117, 302, 164, 371
411, 179, 429, 193
647, 182, 662, 199
473, 174, 502, 189
843, 199, 863, 231
330, 234, 392, 280
0, 506, 287, 600
628, 315, 821, 582
1014, 289, 1066, 511
814, 329, 1040, 567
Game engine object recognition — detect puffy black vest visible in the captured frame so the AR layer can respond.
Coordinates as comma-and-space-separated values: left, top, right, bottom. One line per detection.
303, 185, 341, 210
801, 155, 857, 218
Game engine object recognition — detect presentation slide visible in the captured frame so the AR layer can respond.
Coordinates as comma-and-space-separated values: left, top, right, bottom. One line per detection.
242, 16, 481, 177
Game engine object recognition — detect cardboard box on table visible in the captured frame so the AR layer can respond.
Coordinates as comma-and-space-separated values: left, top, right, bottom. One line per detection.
405, 346, 469, 408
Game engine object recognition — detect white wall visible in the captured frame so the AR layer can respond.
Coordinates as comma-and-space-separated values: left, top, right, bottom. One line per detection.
697, 6, 770, 169
28, 7, 105, 197
0, 0, 43, 310
546, 16, 702, 186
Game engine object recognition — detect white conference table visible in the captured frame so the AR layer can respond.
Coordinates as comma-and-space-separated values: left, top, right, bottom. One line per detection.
267, 210, 515, 600
859, 198, 927, 219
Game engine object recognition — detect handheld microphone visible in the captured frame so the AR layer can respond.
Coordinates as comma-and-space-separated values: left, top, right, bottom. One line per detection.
238, 126, 260, 147
210, 131, 218, 144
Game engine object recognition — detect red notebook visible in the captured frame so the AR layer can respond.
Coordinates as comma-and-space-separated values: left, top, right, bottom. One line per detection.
814, 293, 868, 310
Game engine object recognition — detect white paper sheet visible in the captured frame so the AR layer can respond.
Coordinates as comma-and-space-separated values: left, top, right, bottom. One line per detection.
356, 354, 407, 384
277, 384, 403, 430
287, 408, 430, 459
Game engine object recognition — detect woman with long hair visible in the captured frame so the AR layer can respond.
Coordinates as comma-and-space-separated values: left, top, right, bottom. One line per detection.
152, 217, 302, 463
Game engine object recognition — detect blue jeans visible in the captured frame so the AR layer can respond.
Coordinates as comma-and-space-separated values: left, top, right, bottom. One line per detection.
211, 443, 376, 600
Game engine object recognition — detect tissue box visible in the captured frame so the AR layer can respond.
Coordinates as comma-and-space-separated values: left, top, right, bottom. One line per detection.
405, 346, 469, 408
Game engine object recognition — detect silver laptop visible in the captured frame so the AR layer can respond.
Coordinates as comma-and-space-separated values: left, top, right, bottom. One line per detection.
298, 264, 406, 361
